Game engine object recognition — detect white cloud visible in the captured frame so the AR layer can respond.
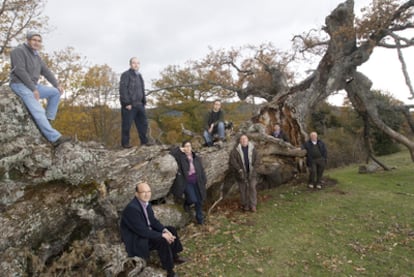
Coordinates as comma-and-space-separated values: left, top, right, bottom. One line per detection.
43, 0, 413, 104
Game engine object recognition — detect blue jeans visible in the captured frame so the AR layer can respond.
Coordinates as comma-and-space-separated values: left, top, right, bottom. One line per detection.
203, 121, 225, 146
184, 182, 203, 224
10, 83, 61, 142
121, 104, 148, 146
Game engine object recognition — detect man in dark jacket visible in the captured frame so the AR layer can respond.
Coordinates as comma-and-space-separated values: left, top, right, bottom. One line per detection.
229, 134, 259, 212
272, 124, 289, 142
170, 141, 207, 224
203, 100, 225, 147
119, 57, 150, 148
120, 181, 186, 277
302, 132, 327, 189
9, 31, 71, 147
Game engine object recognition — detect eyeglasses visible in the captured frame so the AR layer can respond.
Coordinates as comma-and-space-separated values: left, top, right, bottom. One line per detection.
30, 38, 42, 43
138, 191, 151, 194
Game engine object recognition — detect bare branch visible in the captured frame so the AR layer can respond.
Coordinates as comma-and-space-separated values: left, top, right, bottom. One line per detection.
377, 31, 414, 48
395, 38, 414, 99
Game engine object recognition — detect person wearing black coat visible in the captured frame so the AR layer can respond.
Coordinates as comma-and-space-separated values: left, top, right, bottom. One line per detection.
119, 57, 150, 148
170, 141, 207, 224
120, 181, 186, 277
272, 124, 289, 142
302, 131, 328, 189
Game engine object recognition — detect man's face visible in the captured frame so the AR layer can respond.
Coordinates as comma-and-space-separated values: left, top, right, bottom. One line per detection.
27, 35, 42, 51
310, 132, 318, 142
135, 182, 152, 202
240, 135, 249, 147
274, 125, 280, 132
130, 58, 140, 71
213, 101, 221, 112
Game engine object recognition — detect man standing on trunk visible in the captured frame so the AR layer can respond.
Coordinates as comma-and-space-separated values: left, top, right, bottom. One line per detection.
119, 57, 151, 148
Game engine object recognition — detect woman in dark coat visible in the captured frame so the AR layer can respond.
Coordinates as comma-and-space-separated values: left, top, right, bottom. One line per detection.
170, 141, 207, 224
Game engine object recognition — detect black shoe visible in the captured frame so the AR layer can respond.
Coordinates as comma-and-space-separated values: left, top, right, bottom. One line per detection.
183, 204, 191, 213
122, 144, 133, 149
52, 135, 72, 147
167, 270, 178, 277
143, 141, 154, 146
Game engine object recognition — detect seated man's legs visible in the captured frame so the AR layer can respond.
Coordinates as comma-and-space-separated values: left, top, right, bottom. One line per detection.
216, 121, 225, 140
37, 84, 61, 120
165, 226, 184, 257
10, 83, 61, 142
148, 226, 183, 271
203, 130, 213, 146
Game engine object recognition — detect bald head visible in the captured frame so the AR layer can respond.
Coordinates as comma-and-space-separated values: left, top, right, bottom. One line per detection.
135, 181, 152, 202
129, 57, 140, 71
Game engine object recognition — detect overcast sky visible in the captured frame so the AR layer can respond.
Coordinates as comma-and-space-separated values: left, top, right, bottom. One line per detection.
42, 0, 414, 105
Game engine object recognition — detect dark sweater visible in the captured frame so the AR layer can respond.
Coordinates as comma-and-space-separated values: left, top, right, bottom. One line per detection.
205, 109, 224, 130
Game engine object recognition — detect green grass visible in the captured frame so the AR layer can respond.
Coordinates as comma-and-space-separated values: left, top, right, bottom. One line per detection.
178, 150, 414, 277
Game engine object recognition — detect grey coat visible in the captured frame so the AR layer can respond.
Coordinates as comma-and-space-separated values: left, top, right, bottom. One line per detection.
10, 43, 58, 91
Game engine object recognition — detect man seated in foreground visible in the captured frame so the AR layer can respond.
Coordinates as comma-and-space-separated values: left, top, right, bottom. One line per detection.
120, 181, 187, 277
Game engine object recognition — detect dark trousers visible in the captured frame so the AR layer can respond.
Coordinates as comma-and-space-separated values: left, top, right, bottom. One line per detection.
148, 226, 183, 271
121, 104, 148, 146
308, 158, 326, 185
184, 183, 203, 224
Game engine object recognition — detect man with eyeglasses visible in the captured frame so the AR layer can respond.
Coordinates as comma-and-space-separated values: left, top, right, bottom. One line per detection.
120, 181, 187, 277
9, 31, 71, 147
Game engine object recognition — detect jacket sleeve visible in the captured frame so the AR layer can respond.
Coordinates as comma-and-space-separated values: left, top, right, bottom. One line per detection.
204, 111, 212, 130
121, 203, 163, 240
10, 48, 37, 91
320, 141, 328, 160
119, 72, 131, 107
169, 146, 181, 160
218, 110, 224, 122
252, 148, 260, 168
197, 156, 207, 187
229, 148, 242, 172
139, 74, 146, 106
40, 59, 59, 88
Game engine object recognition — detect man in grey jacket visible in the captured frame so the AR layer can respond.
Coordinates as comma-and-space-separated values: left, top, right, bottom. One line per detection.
229, 134, 259, 212
9, 31, 71, 147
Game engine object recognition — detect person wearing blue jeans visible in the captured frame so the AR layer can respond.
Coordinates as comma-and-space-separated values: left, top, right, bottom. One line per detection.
9, 31, 71, 147
119, 57, 151, 148
170, 141, 207, 224
203, 100, 225, 147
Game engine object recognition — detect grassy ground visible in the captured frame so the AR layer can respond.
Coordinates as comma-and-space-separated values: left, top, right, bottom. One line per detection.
177, 151, 414, 277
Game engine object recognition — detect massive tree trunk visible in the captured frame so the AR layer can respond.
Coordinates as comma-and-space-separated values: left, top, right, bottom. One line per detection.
248, 0, 414, 162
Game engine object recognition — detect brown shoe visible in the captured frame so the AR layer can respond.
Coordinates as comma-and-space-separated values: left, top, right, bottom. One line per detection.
174, 255, 189, 264
251, 206, 257, 212
52, 135, 72, 147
